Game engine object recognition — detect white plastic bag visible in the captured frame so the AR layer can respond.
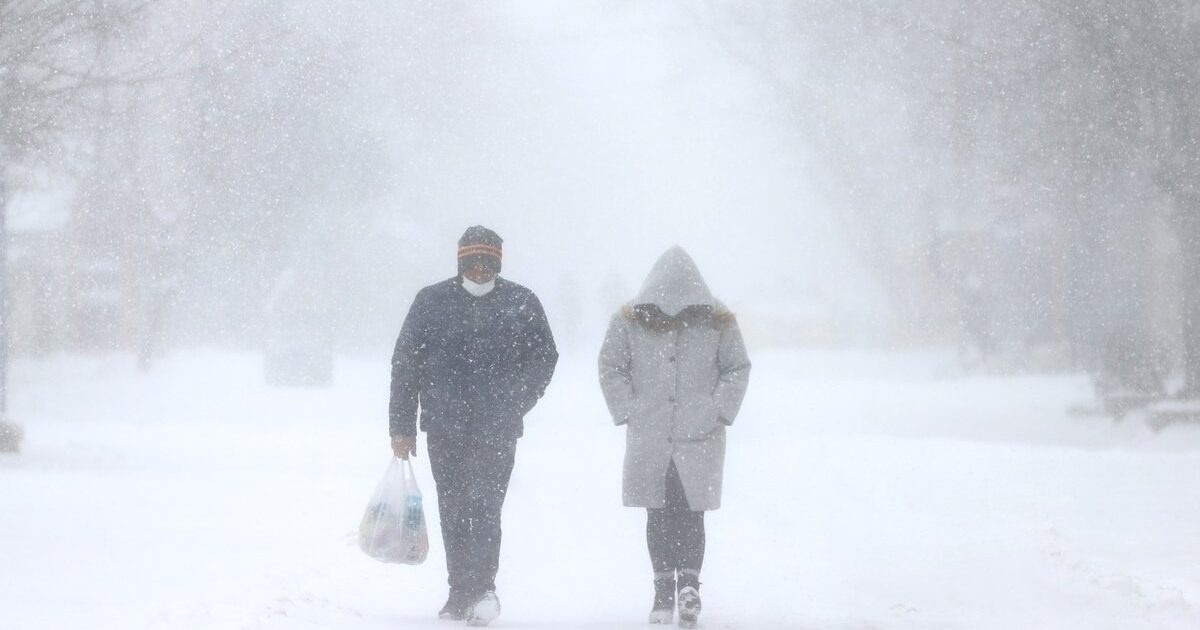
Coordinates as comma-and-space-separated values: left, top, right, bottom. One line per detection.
358, 457, 429, 564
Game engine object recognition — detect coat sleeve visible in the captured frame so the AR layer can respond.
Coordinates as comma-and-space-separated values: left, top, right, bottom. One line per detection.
598, 313, 635, 426
509, 293, 559, 416
389, 291, 428, 437
713, 317, 751, 426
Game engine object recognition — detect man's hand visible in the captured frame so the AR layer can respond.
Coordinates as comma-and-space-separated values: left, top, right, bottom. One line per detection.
391, 435, 417, 460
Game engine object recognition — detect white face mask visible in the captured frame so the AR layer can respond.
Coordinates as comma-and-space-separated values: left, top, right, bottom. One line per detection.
462, 277, 495, 297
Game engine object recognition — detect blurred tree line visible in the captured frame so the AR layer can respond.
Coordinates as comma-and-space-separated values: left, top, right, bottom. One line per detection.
5, 0, 1200, 401
1, 1, 480, 368
697, 1, 1200, 393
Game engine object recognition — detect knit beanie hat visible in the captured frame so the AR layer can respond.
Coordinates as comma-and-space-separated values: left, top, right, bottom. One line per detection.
457, 225, 503, 275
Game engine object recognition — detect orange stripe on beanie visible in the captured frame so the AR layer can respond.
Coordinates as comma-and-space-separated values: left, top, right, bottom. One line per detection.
457, 244, 503, 259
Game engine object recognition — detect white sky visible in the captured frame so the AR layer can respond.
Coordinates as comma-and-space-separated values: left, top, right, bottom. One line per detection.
365, 2, 880, 325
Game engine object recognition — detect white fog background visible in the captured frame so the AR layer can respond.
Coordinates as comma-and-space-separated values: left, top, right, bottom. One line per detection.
6, 1, 887, 358
8, 0, 1189, 362
4, 2, 1200, 630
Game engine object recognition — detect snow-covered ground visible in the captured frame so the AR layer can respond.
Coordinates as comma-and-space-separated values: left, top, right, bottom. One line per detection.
3, 347, 1200, 630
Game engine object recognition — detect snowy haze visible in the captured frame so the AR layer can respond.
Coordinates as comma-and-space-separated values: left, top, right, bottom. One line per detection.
5, 2, 1200, 630
4, 1, 1191, 358
251, 1, 876, 353
383, 5, 847, 304
0, 1, 875, 356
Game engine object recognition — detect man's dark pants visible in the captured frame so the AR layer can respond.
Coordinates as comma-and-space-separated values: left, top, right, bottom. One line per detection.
427, 429, 517, 598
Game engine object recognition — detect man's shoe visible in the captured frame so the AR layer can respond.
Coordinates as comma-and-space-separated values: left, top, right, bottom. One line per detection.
677, 586, 701, 629
466, 591, 500, 627
438, 592, 470, 621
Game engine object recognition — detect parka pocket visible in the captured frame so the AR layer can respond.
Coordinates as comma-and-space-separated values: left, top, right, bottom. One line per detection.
673, 395, 722, 441
626, 397, 652, 426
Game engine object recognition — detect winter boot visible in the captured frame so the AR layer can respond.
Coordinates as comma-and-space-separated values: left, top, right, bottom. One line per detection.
466, 591, 500, 627
438, 591, 471, 621
648, 572, 675, 624
677, 587, 701, 629
677, 569, 702, 629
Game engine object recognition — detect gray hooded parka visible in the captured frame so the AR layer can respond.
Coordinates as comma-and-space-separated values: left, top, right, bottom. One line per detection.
598, 247, 751, 510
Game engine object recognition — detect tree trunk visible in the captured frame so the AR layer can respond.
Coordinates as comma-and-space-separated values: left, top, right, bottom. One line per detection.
0, 167, 18, 453
1179, 201, 1200, 397
0, 171, 7, 415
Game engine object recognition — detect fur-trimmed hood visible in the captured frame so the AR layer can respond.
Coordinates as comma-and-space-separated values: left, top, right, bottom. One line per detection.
633, 246, 715, 313
624, 247, 733, 328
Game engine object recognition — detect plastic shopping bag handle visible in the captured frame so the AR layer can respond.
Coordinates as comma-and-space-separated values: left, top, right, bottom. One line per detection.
397, 457, 421, 494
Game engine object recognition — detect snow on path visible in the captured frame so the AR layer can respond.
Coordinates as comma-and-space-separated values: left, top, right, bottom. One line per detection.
3, 348, 1200, 630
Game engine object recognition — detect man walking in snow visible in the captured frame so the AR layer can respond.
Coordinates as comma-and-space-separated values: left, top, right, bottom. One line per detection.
389, 225, 558, 626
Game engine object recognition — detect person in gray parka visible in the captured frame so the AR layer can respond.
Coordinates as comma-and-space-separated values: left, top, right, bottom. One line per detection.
598, 246, 751, 628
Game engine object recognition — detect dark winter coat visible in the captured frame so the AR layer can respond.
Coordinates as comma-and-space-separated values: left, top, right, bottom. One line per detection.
599, 247, 751, 510
390, 276, 558, 441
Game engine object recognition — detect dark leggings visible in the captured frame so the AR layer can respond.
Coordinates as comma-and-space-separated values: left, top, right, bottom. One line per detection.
646, 460, 705, 582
